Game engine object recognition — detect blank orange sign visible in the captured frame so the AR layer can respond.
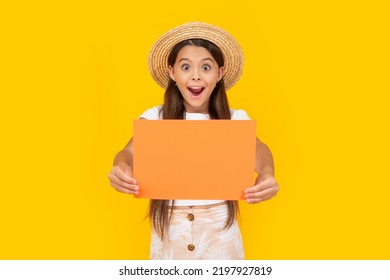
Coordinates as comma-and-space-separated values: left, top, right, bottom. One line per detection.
133, 120, 256, 200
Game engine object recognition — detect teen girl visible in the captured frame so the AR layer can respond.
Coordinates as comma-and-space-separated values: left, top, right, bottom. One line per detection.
108, 22, 280, 259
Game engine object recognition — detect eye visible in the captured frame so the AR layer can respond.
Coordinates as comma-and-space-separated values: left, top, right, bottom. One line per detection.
181, 64, 190, 71
202, 64, 211, 71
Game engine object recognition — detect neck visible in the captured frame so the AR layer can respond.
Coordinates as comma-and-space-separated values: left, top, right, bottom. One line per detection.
184, 104, 209, 114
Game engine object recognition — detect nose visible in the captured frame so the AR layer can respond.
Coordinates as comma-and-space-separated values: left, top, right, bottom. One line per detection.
191, 70, 201, 81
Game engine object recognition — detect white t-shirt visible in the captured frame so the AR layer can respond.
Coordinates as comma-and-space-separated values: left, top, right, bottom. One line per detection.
138, 105, 251, 206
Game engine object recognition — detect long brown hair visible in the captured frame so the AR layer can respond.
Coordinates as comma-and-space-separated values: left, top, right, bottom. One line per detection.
148, 39, 239, 240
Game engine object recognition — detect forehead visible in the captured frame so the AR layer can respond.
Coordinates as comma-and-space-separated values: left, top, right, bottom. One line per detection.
176, 45, 214, 60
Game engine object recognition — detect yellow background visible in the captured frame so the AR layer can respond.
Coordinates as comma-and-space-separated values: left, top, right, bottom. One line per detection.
1, 0, 389, 259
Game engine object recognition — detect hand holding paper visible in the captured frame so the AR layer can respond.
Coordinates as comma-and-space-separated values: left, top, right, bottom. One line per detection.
108, 154, 139, 195
244, 173, 279, 203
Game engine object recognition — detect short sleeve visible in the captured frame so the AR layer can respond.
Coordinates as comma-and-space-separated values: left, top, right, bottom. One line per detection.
138, 105, 162, 120
230, 109, 251, 120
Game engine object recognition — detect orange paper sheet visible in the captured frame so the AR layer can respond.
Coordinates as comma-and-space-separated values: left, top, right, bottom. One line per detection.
133, 120, 256, 200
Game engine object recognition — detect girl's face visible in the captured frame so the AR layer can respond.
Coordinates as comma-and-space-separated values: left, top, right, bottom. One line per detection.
169, 45, 224, 114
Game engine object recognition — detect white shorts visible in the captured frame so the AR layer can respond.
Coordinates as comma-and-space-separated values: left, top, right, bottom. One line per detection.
150, 202, 244, 260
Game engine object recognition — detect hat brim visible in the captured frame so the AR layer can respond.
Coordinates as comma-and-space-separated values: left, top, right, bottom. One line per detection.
148, 22, 244, 90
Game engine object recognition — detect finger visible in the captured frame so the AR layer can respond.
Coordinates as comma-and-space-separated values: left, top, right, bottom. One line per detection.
113, 175, 139, 190
111, 181, 139, 195
245, 178, 279, 194
246, 193, 275, 204
244, 183, 269, 194
108, 174, 139, 191
108, 168, 137, 186
112, 166, 137, 184
245, 187, 278, 201
246, 189, 279, 203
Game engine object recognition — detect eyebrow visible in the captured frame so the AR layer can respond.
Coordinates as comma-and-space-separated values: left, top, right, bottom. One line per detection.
177, 57, 215, 63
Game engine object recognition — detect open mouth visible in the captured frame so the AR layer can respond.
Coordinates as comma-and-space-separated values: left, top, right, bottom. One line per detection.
188, 87, 205, 98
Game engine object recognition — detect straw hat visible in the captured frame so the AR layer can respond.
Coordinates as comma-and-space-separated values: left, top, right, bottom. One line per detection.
148, 22, 244, 90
